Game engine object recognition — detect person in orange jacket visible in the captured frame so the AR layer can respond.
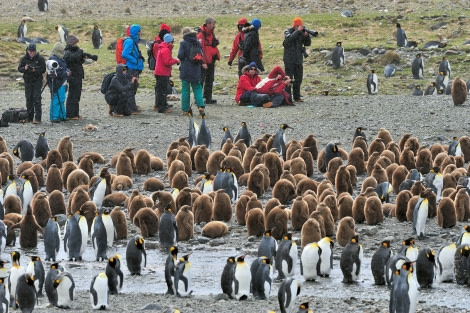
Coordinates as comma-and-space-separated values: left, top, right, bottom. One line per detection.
197, 17, 220, 104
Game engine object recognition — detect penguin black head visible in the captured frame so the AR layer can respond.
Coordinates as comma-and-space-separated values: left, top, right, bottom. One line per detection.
236, 255, 246, 262
460, 245, 470, 257
11, 251, 21, 264
402, 238, 415, 246
370, 69, 375, 74
26, 275, 35, 286
282, 233, 293, 240
396, 23, 401, 28
264, 229, 273, 237
299, 302, 311, 310
170, 246, 178, 256
261, 257, 272, 265
464, 225, 470, 232
222, 127, 229, 132
426, 250, 436, 263
203, 172, 211, 180
0, 260, 5, 268
322, 90, 329, 96
180, 254, 191, 262
280, 124, 292, 130
108, 257, 117, 268
30, 256, 41, 262
13, 148, 19, 158
401, 262, 414, 272
350, 234, 359, 243
40, 131, 46, 137
50, 263, 60, 270
336, 41, 342, 46
0, 278, 4, 284
416, 53, 421, 58
381, 240, 391, 248
226, 256, 236, 263
53, 278, 61, 289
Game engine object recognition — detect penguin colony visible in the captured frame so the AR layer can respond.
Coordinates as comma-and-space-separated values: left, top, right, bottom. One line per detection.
1, 119, 470, 311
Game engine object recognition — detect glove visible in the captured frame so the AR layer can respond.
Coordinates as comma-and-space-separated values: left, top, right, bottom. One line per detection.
228, 60, 233, 66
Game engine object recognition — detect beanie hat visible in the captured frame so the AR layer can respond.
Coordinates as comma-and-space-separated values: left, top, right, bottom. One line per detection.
292, 17, 303, 27
251, 18, 261, 30
27, 43, 36, 52
52, 42, 65, 58
163, 33, 174, 43
66, 35, 79, 46
182, 27, 197, 36
248, 62, 257, 69
237, 18, 248, 26
160, 23, 171, 32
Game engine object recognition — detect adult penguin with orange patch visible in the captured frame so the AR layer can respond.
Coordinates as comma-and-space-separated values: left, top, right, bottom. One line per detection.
323, 142, 341, 171
159, 204, 178, 249
272, 124, 293, 160
35, 131, 49, 160
275, 233, 297, 279
278, 277, 301, 313
44, 216, 60, 261
340, 234, 363, 283
371, 240, 392, 285
126, 235, 146, 275
13, 140, 35, 162
15, 274, 37, 312
235, 122, 251, 147
221, 256, 236, 299
165, 246, 178, 295
416, 247, 436, 288
106, 254, 123, 295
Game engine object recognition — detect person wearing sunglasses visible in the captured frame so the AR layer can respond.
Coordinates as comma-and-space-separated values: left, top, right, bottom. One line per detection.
235, 62, 272, 108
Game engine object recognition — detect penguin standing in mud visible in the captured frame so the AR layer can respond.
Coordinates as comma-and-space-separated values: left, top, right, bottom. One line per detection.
437, 243, 457, 282
317, 237, 334, 277
197, 113, 211, 149
448, 137, 462, 157
91, 211, 109, 261
26, 255, 45, 297
371, 240, 392, 285
126, 235, 146, 275
413, 190, 430, 238
224, 168, 239, 204
251, 256, 273, 300
45, 262, 63, 306
187, 108, 199, 148
90, 272, 108, 310
64, 210, 88, 261
456, 225, 470, 246
278, 277, 301, 313
389, 262, 419, 313
324, 142, 341, 171
396, 23, 407, 47
4, 175, 17, 198
159, 205, 178, 249
340, 234, 363, 283
174, 254, 192, 297
44, 216, 60, 261
300, 242, 321, 281
13, 140, 34, 162
235, 122, 252, 147
454, 244, 470, 285
386, 238, 419, 287
0, 276, 9, 311
165, 246, 178, 295
257, 229, 277, 266
15, 274, 36, 312
367, 69, 378, 94
272, 124, 293, 160
9, 251, 24, 306
91, 25, 102, 49
221, 256, 236, 298
53, 272, 75, 309
416, 247, 436, 288
275, 233, 297, 279
231, 255, 251, 300
106, 254, 123, 295
90, 170, 108, 210
199, 172, 214, 194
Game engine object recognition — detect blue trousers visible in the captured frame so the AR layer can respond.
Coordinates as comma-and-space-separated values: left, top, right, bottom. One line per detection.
50, 84, 67, 121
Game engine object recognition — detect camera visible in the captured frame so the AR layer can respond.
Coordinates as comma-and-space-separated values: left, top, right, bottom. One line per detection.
84, 53, 98, 61
46, 60, 59, 74
304, 28, 319, 37
212, 37, 220, 47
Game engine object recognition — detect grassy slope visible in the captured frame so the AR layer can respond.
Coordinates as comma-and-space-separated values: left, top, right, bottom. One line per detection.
1, 4, 470, 96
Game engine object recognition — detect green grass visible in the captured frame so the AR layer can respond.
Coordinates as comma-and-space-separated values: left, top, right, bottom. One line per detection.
2, 7, 470, 96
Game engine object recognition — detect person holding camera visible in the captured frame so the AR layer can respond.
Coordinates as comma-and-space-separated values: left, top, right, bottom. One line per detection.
47, 42, 70, 122
17, 43, 46, 124
105, 64, 139, 117
283, 17, 314, 103
197, 17, 220, 105
64, 35, 98, 120
122, 24, 144, 114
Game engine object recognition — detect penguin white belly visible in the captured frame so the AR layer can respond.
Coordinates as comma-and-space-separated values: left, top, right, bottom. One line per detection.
318, 246, 332, 276
415, 204, 428, 236
78, 217, 88, 256
286, 281, 298, 312
177, 264, 192, 297
286, 245, 297, 276
461, 233, 470, 245
57, 279, 74, 308
102, 215, 114, 248
10, 267, 24, 302
91, 276, 108, 309
407, 273, 419, 313
5, 182, 17, 198
351, 263, 359, 281
438, 245, 457, 282
92, 181, 106, 209
301, 245, 320, 281
233, 265, 250, 300
21, 184, 33, 215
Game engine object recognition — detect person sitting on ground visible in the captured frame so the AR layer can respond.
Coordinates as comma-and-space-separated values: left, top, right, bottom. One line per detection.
105, 64, 139, 117
235, 62, 271, 107
254, 65, 293, 107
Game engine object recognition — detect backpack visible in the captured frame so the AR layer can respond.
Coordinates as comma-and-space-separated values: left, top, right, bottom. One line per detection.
147, 41, 156, 70
115, 37, 128, 64
1, 108, 28, 123
189, 42, 203, 64
100, 72, 116, 94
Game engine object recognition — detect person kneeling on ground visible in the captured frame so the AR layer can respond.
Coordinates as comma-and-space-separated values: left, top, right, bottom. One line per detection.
105, 64, 139, 117
235, 62, 272, 107
254, 65, 293, 107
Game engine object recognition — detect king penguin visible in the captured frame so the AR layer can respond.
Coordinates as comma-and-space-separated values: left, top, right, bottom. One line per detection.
376, 181, 393, 203
55, 24, 69, 45
448, 137, 462, 157
257, 229, 278, 266
17, 17, 35, 39
300, 242, 321, 281
187, 108, 199, 148
45, 262, 63, 306
437, 243, 457, 282
165, 246, 178, 295
174, 254, 192, 297
332, 41, 344, 69
19, 173, 34, 216
9, 251, 24, 306
275, 233, 297, 279
384, 64, 396, 78
413, 190, 430, 238
90, 170, 108, 210
4, 175, 17, 198
317, 237, 334, 277
424, 82, 437, 95
235, 122, 252, 147
340, 234, 363, 283
106, 254, 123, 295
435, 70, 448, 93
367, 69, 378, 94
53, 272, 75, 309
15, 274, 36, 312
197, 113, 211, 149
411, 53, 424, 79
91, 25, 102, 49
0, 275, 9, 312
411, 85, 423, 96
221, 127, 234, 149
63, 210, 88, 261
389, 262, 418, 313
0, 221, 6, 255
272, 124, 293, 160
90, 272, 108, 310
396, 23, 407, 47
220, 256, 236, 298
44, 216, 60, 261
91, 211, 109, 261
454, 244, 470, 285
126, 235, 147, 275
38, 0, 49, 11
439, 56, 451, 78
278, 277, 301, 313
224, 167, 239, 203
199, 172, 214, 194
251, 256, 273, 300
35, 131, 49, 160
324, 142, 341, 171
159, 205, 178, 249
13, 139, 34, 162
26, 255, 45, 297
456, 224, 470, 246
416, 247, 436, 288
371, 240, 392, 285
231, 255, 251, 300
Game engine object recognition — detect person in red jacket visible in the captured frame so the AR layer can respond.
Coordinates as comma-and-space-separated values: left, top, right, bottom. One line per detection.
235, 62, 271, 107
153, 23, 171, 111
228, 18, 248, 77
254, 65, 293, 107
154, 33, 179, 113
197, 17, 220, 104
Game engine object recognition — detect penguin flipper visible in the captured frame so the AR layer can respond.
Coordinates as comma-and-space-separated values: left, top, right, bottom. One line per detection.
90, 278, 98, 305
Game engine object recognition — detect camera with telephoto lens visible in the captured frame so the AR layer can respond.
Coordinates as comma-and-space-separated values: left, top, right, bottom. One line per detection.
84, 53, 98, 61
304, 28, 319, 37
46, 60, 59, 74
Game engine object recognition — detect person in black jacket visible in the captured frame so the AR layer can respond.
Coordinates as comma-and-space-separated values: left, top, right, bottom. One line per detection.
105, 64, 139, 117
241, 18, 264, 72
17, 43, 46, 124
283, 17, 312, 102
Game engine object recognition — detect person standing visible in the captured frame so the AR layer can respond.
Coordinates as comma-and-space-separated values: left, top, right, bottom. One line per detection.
241, 18, 264, 72
122, 24, 144, 114
47, 42, 70, 122
154, 34, 179, 114
283, 17, 311, 102
17, 43, 46, 124
153, 23, 171, 111
228, 18, 248, 77
178, 27, 205, 116
197, 17, 220, 104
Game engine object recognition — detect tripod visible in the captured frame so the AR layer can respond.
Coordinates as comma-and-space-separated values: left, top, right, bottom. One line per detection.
47, 73, 66, 124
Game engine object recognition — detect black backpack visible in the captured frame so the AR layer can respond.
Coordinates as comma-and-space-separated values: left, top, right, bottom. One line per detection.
100, 72, 116, 94
188, 42, 203, 64
147, 41, 156, 70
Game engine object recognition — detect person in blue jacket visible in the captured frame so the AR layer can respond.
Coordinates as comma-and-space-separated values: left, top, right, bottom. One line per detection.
47, 42, 70, 122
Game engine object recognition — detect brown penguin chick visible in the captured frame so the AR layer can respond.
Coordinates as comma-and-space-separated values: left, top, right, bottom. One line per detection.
289, 157, 307, 176
201, 221, 228, 238
45, 164, 63, 193
116, 153, 133, 178
166, 159, 185, 185
443, 164, 457, 176
291, 196, 309, 231
364, 196, 384, 225
366, 152, 381, 176
451, 76, 468, 105
316, 180, 333, 199
368, 138, 385, 157
455, 156, 465, 169
352, 194, 367, 224
103, 193, 128, 207
31, 192, 51, 228
246, 208, 265, 237
427, 190, 437, 218
410, 180, 425, 196
3, 218, 16, 246
121, 147, 136, 173
380, 149, 396, 164
272, 179, 296, 205
338, 193, 354, 219
235, 194, 250, 226
279, 170, 296, 187
69, 187, 90, 215
133, 207, 159, 238
16, 161, 34, 176
176, 148, 192, 177
175, 187, 192, 212
4, 195, 21, 215
317, 203, 335, 237
360, 176, 377, 194
441, 187, 456, 199
385, 163, 399, 184
212, 189, 232, 222
249, 152, 265, 172
318, 187, 335, 204
440, 155, 456, 174
9, 205, 43, 248
398, 133, 411, 152
206, 151, 226, 175
31, 163, 44, 188
22, 169, 38, 193
265, 206, 288, 240
242, 146, 258, 174
247, 166, 266, 198
300, 218, 321, 248
459, 136, 470, 163
57, 136, 73, 162
233, 139, 248, 158
221, 138, 234, 155
78, 154, 94, 179
0, 159, 9, 184
323, 194, 339, 221
228, 146, 243, 163
171, 170, 189, 190
376, 128, 393, 146
45, 150, 62, 171
405, 195, 419, 222
382, 203, 394, 217
0, 136, 7, 153
48, 190, 66, 216
79, 201, 97, 233
296, 177, 318, 197
454, 187, 470, 221
245, 194, 262, 219
429, 143, 444, 160
150, 156, 164, 171
325, 157, 343, 183
5, 212, 22, 226
347, 147, 366, 175
392, 165, 409, 194
110, 206, 128, 240
128, 195, 148, 223
295, 147, 315, 177
301, 134, 319, 160
66, 169, 90, 193
371, 163, 388, 184
111, 175, 133, 191
265, 135, 274, 152
0, 152, 14, 175
415, 147, 433, 175
437, 197, 457, 228
253, 138, 267, 154
309, 211, 326, 237
362, 186, 379, 198
335, 165, 353, 196
221, 156, 244, 180
166, 148, 179, 170
395, 190, 413, 222
263, 151, 284, 187
192, 193, 213, 224
175, 205, 194, 241
77, 151, 105, 164
352, 136, 368, 161
376, 156, 392, 171
346, 165, 357, 187
60, 161, 77, 188
152, 190, 175, 218
432, 152, 447, 169
134, 149, 152, 175
194, 145, 210, 174
284, 139, 301, 161
142, 177, 165, 192
404, 137, 419, 156
236, 173, 248, 186
336, 216, 356, 247
399, 146, 416, 171
263, 198, 281, 220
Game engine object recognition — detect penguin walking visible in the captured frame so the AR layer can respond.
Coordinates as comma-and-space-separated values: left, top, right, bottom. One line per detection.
126, 235, 146, 275
165, 246, 178, 295
19, 173, 34, 216
251, 256, 273, 300
26, 255, 45, 297
371, 240, 392, 285
53, 272, 75, 309
9, 251, 24, 307
199, 172, 214, 194
275, 233, 297, 279
35, 131, 49, 160
159, 205, 178, 249
300, 242, 321, 281
340, 234, 363, 283
174, 254, 192, 297
332, 41, 344, 69
44, 216, 60, 261
389, 262, 419, 313
278, 277, 301, 313
416, 247, 436, 288
220, 256, 236, 298
220, 127, 234, 149
91, 212, 109, 261
92, 25, 102, 49
90, 272, 108, 310
187, 108, 199, 148
435, 71, 448, 93
38, 0, 49, 11
272, 124, 293, 160
64, 210, 88, 261
437, 243, 457, 282
439, 56, 451, 78
15, 274, 36, 312
411, 53, 424, 79
235, 122, 252, 147
317, 237, 334, 277
197, 113, 211, 149
106, 254, 123, 295
413, 190, 430, 238
90, 171, 108, 210
45, 262, 63, 306
13, 140, 35, 162
396, 23, 407, 47
231, 255, 250, 300
366, 69, 378, 94
55, 24, 69, 45
0, 276, 9, 312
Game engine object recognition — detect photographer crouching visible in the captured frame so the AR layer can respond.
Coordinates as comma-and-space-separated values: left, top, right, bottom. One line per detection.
47, 42, 71, 122
64, 35, 98, 120
18, 43, 46, 124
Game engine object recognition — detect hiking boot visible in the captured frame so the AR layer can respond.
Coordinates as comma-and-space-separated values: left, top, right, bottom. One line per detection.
198, 107, 205, 116
158, 107, 173, 113
33, 120, 41, 124
294, 98, 304, 102
263, 102, 273, 108
114, 113, 124, 117
153, 106, 158, 111
205, 98, 217, 104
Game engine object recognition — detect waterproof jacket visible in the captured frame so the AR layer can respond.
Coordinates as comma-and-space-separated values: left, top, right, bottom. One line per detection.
197, 24, 220, 65
178, 33, 202, 83
154, 42, 179, 77
242, 26, 264, 71
283, 27, 311, 64
105, 64, 138, 104
235, 65, 261, 103
122, 24, 144, 71
64, 45, 85, 79
47, 55, 69, 94
18, 49, 46, 82
228, 31, 244, 63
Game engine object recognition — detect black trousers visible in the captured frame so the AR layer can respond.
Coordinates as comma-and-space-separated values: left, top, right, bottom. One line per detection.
66, 76, 82, 118
24, 79, 43, 121
127, 68, 141, 112
201, 62, 215, 101
155, 75, 169, 112
284, 61, 303, 100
